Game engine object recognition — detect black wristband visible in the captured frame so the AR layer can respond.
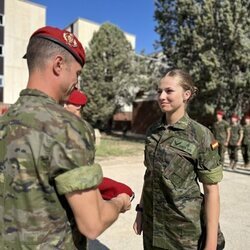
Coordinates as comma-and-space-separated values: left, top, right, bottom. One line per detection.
135, 204, 143, 212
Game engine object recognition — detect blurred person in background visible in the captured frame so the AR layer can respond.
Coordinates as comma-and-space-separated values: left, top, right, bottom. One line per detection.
213, 110, 230, 167
241, 114, 250, 169
228, 114, 243, 169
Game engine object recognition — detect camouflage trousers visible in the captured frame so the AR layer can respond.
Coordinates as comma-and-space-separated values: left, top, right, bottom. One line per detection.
228, 145, 239, 162
242, 144, 250, 164
218, 143, 226, 164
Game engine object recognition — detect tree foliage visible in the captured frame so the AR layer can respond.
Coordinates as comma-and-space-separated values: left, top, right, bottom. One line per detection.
155, 0, 250, 122
80, 23, 148, 130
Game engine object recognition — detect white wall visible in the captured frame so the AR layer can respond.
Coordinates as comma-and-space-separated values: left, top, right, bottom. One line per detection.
66, 18, 136, 50
4, 0, 45, 104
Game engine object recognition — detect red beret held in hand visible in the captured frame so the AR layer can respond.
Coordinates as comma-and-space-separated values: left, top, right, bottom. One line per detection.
98, 177, 134, 200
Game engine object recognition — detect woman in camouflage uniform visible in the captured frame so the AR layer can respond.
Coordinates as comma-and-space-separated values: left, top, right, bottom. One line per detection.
133, 69, 224, 250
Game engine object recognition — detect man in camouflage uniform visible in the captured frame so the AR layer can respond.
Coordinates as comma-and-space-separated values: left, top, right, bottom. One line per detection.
213, 110, 230, 166
0, 26, 131, 250
242, 114, 250, 169
228, 114, 243, 169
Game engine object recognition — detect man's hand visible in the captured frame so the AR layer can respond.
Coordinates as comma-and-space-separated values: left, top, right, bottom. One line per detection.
112, 193, 131, 213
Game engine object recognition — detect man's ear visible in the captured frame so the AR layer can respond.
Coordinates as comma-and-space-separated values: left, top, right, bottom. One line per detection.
53, 55, 64, 76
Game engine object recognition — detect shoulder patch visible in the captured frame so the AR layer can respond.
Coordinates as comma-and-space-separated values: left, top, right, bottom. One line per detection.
210, 140, 219, 150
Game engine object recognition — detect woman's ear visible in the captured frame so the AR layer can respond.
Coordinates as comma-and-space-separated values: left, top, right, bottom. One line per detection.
183, 90, 191, 101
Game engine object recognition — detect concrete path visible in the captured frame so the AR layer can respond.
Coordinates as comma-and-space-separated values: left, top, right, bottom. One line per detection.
88, 152, 250, 250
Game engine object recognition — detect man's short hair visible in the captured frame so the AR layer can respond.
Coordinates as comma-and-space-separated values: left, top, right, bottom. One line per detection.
26, 37, 75, 72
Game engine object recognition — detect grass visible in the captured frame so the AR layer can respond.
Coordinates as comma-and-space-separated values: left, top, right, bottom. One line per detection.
95, 134, 144, 157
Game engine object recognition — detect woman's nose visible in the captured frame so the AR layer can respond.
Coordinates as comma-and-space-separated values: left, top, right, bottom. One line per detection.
159, 90, 166, 99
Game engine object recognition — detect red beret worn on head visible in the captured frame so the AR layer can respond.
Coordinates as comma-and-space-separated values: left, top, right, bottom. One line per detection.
98, 177, 134, 200
231, 114, 239, 119
67, 89, 87, 106
25, 26, 85, 66
216, 110, 224, 116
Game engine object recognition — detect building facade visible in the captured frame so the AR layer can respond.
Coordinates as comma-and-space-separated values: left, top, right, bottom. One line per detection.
1, 0, 45, 104
0, 0, 5, 102
1, 1, 136, 106
65, 18, 136, 50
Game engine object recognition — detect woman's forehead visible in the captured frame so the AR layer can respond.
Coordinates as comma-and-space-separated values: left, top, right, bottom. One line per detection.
159, 75, 181, 87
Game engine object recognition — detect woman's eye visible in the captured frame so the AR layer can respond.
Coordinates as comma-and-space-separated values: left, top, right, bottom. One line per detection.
157, 89, 174, 95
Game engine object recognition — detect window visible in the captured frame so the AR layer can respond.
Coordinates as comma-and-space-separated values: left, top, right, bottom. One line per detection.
0, 15, 4, 26
0, 75, 3, 87
0, 45, 3, 56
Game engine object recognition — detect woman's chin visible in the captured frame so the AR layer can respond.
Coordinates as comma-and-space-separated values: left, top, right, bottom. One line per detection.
160, 106, 172, 113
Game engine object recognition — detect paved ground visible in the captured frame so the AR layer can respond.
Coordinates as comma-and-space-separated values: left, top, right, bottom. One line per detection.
88, 151, 250, 250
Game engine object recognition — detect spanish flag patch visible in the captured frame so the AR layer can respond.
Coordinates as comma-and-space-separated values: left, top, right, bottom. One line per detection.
210, 140, 219, 150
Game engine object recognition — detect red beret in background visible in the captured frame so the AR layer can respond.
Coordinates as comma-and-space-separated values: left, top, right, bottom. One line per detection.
98, 177, 134, 200
67, 89, 87, 106
231, 114, 239, 120
24, 26, 85, 66
216, 110, 224, 116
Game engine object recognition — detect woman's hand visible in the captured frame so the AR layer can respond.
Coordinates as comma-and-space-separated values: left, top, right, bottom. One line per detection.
133, 211, 143, 235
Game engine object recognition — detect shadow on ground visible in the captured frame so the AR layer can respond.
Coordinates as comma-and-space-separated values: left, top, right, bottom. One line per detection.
223, 166, 250, 176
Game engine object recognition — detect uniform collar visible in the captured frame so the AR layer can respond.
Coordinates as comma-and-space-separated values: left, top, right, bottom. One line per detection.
20, 88, 57, 104
155, 113, 190, 131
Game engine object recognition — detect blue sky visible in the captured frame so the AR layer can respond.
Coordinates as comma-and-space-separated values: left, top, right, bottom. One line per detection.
31, 0, 159, 54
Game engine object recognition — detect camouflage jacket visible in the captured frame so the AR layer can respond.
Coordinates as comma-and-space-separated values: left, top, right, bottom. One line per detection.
0, 89, 103, 250
142, 114, 223, 250
229, 124, 243, 146
213, 119, 230, 143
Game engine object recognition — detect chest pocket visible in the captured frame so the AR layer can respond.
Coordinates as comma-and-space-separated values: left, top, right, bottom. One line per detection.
162, 138, 198, 190
163, 153, 195, 189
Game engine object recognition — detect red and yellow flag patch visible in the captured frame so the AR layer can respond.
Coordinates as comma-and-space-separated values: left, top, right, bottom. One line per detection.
210, 140, 219, 150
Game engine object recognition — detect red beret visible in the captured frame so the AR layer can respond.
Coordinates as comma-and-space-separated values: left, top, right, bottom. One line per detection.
67, 89, 87, 106
216, 110, 224, 116
98, 177, 134, 200
231, 114, 239, 119
26, 26, 85, 66
245, 114, 250, 119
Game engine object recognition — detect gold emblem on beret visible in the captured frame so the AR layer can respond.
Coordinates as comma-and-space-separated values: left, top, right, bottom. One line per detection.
210, 140, 219, 150
63, 32, 78, 48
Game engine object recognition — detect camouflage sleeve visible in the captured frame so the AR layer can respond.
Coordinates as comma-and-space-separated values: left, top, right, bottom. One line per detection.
196, 128, 223, 184
50, 122, 103, 195
55, 163, 103, 195
225, 120, 230, 129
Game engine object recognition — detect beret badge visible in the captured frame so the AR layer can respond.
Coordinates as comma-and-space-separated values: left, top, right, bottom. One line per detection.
63, 32, 78, 48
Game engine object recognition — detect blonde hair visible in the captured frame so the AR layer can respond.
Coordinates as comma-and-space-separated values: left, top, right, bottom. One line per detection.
164, 69, 198, 102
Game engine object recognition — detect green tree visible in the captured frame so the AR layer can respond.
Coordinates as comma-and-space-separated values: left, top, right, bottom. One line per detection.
155, 0, 250, 123
81, 23, 135, 130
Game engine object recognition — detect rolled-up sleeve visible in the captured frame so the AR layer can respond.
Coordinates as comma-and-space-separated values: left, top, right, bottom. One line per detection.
197, 165, 223, 184
197, 130, 223, 184
55, 163, 103, 195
